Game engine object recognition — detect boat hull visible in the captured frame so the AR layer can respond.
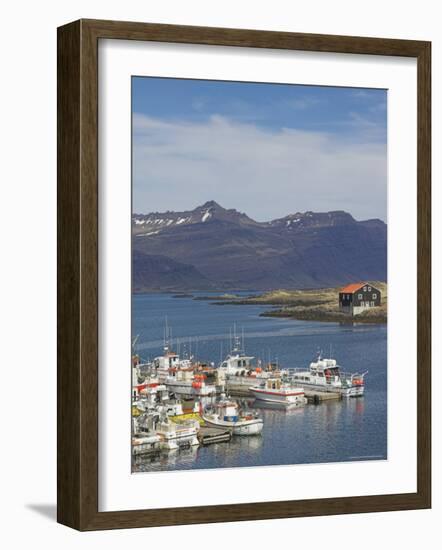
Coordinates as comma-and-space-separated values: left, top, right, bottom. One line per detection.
132, 434, 161, 456
250, 388, 307, 405
157, 431, 200, 450
291, 379, 364, 397
202, 416, 263, 435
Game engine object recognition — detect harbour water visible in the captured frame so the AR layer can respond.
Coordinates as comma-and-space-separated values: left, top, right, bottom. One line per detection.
132, 292, 387, 473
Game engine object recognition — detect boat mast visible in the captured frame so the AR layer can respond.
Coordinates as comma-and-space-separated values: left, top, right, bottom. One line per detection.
164, 316, 170, 352
132, 334, 140, 354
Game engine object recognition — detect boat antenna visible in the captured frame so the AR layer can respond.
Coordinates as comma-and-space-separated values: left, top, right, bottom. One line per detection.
132, 334, 140, 353
242, 327, 245, 352
164, 316, 170, 350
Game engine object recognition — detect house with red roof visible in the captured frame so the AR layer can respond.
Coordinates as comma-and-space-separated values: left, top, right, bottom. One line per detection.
339, 282, 381, 316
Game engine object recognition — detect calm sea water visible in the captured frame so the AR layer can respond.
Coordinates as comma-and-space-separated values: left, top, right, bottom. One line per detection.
132, 292, 387, 472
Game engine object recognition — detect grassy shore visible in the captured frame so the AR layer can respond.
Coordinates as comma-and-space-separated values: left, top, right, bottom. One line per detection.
210, 282, 388, 324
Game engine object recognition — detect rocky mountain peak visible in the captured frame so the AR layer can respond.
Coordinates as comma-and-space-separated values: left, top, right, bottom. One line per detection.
199, 200, 223, 210
132, 203, 387, 290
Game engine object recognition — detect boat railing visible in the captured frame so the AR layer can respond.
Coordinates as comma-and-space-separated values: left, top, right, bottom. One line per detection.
283, 368, 367, 381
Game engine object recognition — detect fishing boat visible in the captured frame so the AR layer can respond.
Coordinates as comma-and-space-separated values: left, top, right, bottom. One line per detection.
218, 331, 287, 391
136, 409, 200, 450
155, 417, 200, 450
250, 377, 307, 405
153, 345, 217, 397
289, 353, 367, 397
132, 352, 153, 399
202, 396, 263, 435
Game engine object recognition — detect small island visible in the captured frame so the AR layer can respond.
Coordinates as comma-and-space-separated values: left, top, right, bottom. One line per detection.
209, 282, 387, 324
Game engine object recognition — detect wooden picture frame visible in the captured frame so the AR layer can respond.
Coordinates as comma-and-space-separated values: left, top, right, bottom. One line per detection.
57, 19, 431, 531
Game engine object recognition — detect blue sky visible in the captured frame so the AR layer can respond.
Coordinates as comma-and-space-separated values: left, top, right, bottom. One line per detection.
132, 77, 387, 221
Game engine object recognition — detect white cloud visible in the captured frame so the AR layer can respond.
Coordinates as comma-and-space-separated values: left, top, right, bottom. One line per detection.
133, 113, 387, 222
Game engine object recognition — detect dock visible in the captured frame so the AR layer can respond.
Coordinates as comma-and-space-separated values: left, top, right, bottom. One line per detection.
198, 425, 232, 445
304, 390, 341, 403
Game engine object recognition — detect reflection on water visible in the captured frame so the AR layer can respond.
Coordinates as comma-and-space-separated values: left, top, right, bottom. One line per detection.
132, 293, 387, 472
133, 445, 200, 470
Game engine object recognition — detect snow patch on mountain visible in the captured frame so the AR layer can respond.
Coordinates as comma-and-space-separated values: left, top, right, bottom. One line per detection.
136, 230, 160, 237
201, 210, 212, 222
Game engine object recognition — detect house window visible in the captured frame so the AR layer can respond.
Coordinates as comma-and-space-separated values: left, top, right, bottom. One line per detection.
364, 286, 367, 291
358, 293, 363, 299
373, 293, 377, 299
368, 286, 372, 291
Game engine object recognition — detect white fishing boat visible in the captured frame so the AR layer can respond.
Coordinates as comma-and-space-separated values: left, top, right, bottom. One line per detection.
155, 417, 200, 450
132, 378, 169, 419
137, 409, 200, 450
218, 331, 287, 390
290, 353, 367, 397
202, 396, 263, 435
132, 352, 152, 399
250, 377, 307, 405
153, 345, 217, 397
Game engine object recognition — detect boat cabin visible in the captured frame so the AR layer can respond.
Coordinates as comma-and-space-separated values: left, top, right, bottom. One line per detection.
309, 356, 342, 383
265, 378, 282, 390
220, 352, 255, 374
154, 347, 194, 382
154, 348, 180, 370
216, 401, 238, 422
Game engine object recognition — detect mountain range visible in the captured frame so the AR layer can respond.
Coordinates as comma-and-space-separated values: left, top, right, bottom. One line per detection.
132, 201, 387, 291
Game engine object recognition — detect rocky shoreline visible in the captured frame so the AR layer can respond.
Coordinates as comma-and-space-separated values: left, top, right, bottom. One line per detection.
259, 307, 387, 324
196, 283, 388, 325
